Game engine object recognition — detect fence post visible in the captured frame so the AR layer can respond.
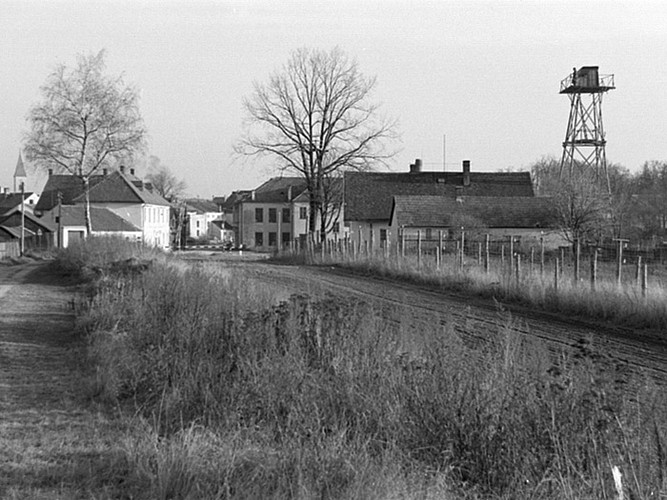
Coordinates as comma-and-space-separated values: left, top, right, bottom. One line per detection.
574, 238, 580, 284
559, 247, 565, 277
501, 245, 505, 268
554, 257, 559, 292
459, 229, 465, 269
417, 230, 422, 270
439, 230, 443, 260
515, 253, 521, 286
509, 235, 515, 276
635, 256, 642, 286
401, 229, 405, 259
540, 234, 545, 278
642, 263, 648, 298
477, 241, 482, 266
614, 239, 628, 288
436, 244, 441, 270
590, 247, 597, 292
530, 247, 535, 277
484, 234, 490, 274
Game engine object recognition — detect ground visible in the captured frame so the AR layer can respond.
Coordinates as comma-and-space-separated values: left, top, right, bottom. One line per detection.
2, 256, 666, 497
0, 262, 128, 500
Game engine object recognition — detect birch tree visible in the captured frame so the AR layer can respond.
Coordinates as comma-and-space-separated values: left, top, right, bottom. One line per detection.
24, 50, 146, 233
237, 47, 397, 239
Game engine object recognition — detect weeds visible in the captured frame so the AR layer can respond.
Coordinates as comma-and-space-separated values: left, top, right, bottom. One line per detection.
59, 239, 667, 498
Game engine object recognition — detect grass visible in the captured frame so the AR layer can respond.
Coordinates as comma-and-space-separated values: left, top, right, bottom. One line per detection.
58, 236, 667, 499
282, 245, 667, 331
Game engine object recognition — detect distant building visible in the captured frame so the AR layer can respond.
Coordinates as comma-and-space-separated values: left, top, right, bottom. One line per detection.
183, 198, 222, 240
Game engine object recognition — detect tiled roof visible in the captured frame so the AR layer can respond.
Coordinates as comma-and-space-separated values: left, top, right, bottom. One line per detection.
185, 198, 220, 214
0, 210, 56, 232
222, 190, 252, 210
0, 193, 34, 213
59, 205, 141, 232
391, 195, 557, 229
345, 171, 535, 221
249, 177, 308, 203
35, 175, 106, 211
36, 171, 170, 211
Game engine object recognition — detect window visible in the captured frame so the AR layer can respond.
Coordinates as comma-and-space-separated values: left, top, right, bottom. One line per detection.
255, 232, 264, 247
255, 208, 263, 223
299, 207, 307, 220
268, 208, 277, 223
268, 232, 277, 246
282, 208, 290, 223
196, 220, 200, 228
282, 232, 291, 244
380, 229, 387, 241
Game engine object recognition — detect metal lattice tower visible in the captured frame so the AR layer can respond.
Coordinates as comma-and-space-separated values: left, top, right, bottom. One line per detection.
559, 66, 615, 192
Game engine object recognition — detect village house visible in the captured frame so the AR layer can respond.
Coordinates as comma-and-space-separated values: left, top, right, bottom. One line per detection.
35, 166, 171, 249
344, 159, 544, 247
183, 198, 223, 241
233, 177, 346, 251
388, 195, 564, 248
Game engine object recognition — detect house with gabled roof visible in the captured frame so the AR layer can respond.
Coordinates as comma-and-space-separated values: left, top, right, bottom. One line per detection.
36, 166, 171, 249
0, 210, 55, 247
344, 159, 538, 247
389, 195, 564, 248
56, 205, 142, 248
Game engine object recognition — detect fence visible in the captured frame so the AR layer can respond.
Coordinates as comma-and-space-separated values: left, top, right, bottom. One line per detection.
0, 241, 20, 260
287, 232, 662, 299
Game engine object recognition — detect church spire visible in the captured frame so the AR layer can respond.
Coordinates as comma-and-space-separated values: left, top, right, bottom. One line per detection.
13, 152, 26, 192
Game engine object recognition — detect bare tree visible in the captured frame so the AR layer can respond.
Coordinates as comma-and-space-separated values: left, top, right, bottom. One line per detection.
24, 50, 146, 233
145, 156, 187, 202
531, 157, 609, 244
236, 47, 397, 239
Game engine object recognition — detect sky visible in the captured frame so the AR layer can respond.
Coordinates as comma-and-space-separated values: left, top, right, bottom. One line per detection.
1, 0, 666, 198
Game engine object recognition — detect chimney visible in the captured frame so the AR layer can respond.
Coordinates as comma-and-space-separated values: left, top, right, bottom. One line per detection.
287, 185, 293, 200
102, 168, 108, 176
3, 187, 8, 195
119, 165, 125, 174
48, 168, 53, 177
144, 182, 153, 192
410, 158, 422, 173
251, 190, 256, 201
130, 167, 135, 176
462, 160, 471, 187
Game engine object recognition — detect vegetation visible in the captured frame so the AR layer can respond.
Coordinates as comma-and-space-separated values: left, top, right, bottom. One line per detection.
236, 47, 397, 239
52, 237, 667, 498
24, 50, 146, 233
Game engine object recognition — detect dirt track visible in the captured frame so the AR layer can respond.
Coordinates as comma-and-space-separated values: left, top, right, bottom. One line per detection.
0, 262, 123, 499
229, 260, 667, 384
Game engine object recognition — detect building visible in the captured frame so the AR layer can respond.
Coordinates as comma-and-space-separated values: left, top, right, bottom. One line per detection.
183, 198, 223, 241
389, 195, 564, 248
35, 167, 171, 249
344, 159, 537, 248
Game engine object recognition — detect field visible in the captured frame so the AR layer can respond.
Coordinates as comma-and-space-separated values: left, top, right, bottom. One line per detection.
2, 237, 667, 498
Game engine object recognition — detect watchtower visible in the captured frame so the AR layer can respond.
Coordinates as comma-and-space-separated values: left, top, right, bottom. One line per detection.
559, 66, 615, 191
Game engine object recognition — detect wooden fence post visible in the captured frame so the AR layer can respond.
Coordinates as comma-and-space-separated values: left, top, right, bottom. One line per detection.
477, 241, 482, 266
540, 234, 545, 278
574, 238, 580, 284
436, 244, 441, 270
515, 253, 521, 286
642, 263, 648, 298
559, 247, 565, 277
401, 229, 405, 259
459, 229, 465, 269
439, 230, 443, 260
530, 247, 535, 277
635, 256, 642, 286
590, 247, 598, 292
484, 234, 490, 274
417, 230, 422, 270
614, 239, 628, 287
509, 235, 515, 276
554, 257, 559, 292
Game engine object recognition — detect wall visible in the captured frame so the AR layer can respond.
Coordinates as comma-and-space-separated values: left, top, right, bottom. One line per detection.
0, 240, 19, 259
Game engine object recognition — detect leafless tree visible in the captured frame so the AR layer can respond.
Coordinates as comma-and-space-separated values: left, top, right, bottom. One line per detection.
145, 156, 187, 202
236, 47, 397, 239
24, 50, 146, 233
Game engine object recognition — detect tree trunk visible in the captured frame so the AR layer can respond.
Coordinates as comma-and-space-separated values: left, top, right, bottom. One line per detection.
82, 176, 92, 235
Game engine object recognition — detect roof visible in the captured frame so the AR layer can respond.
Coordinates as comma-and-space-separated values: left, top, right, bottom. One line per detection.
36, 170, 170, 211
59, 205, 141, 232
0, 192, 34, 213
0, 210, 56, 232
345, 170, 535, 222
185, 198, 220, 214
221, 190, 252, 210
211, 220, 234, 230
248, 177, 308, 203
390, 195, 557, 229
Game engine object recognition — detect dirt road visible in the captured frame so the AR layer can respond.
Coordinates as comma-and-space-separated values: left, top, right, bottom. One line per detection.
232, 260, 667, 384
0, 262, 124, 499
